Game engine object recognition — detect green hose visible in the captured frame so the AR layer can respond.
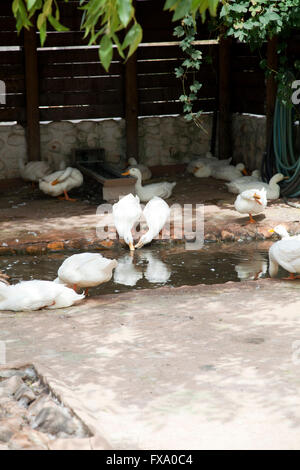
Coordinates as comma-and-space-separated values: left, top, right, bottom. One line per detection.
273, 96, 300, 197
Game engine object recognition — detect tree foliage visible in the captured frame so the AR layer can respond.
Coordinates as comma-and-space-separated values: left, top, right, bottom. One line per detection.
220, 0, 300, 45
11, 0, 221, 71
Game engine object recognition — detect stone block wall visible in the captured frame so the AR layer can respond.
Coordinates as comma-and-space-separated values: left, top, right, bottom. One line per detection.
0, 113, 266, 180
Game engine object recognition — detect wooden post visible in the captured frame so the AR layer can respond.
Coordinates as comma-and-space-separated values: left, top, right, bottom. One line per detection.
125, 50, 139, 162
218, 34, 232, 160
266, 36, 278, 150
24, 26, 40, 161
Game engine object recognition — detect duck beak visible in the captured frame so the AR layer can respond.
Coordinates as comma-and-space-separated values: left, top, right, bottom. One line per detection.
122, 171, 130, 176
282, 176, 289, 180
135, 240, 143, 249
129, 242, 135, 251
242, 169, 248, 176
51, 179, 59, 186
192, 167, 199, 174
253, 193, 262, 205
268, 229, 275, 233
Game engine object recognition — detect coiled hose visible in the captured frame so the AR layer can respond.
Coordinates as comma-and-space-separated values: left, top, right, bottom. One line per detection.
262, 95, 300, 197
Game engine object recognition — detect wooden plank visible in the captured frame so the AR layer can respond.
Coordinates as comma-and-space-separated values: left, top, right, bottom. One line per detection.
137, 60, 215, 75
232, 99, 265, 115
218, 35, 232, 160
139, 99, 215, 116
0, 32, 22, 46
0, 51, 23, 65
24, 26, 40, 161
0, 17, 19, 29
139, 84, 217, 103
231, 56, 262, 70
137, 72, 215, 89
4, 94, 25, 107
4, 78, 25, 93
0, 107, 26, 121
0, 64, 24, 77
125, 49, 139, 161
40, 76, 122, 92
0, 1, 18, 15
39, 62, 122, 78
39, 104, 123, 121
40, 31, 90, 47
38, 48, 102, 64
266, 36, 278, 148
137, 44, 217, 60
232, 70, 265, 86
40, 90, 122, 106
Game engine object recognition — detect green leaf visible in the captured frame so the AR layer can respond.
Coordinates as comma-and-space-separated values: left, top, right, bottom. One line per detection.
37, 12, 46, 29
99, 35, 113, 72
208, 0, 219, 16
112, 33, 125, 59
48, 14, 69, 31
43, 0, 53, 16
164, 0, 178, 11
117, 0, 133, 27
39, 19, 47, 46
27, 0, 38, 9
12, 0, 19, 16
122, 22, 143, 59
172, 0, 192, 21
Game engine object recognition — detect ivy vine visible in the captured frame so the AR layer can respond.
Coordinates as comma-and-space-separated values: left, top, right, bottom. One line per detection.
174, 14, 206, 130
175, 2, 300, 123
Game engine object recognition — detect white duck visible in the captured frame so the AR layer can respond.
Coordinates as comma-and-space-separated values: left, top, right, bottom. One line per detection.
226, 169, 261, 193
0, 272, 9, 286
39, 167, 83, 201
235, 255, 268, 281
187, 152, 232, 175
0, 280, 84, 312
55, 253, 118, 295
122, 168, 176, 202
19, 158, 52, 184
268, 225, 300, 240
227, 173, 286, 199
127, 157, 152, 181
142, 251, 171, 284
113, 193, 142, 251
135, 197, 170, 249
212, 163, 247, 181
186, 151, 216, 173
234, 187, 267, 224
269, 235, 300, 280
192, 162, 212, 178
113, 254, 143, 286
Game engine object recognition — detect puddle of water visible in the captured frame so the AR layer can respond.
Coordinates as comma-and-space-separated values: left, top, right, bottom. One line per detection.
0, 242, 279, 297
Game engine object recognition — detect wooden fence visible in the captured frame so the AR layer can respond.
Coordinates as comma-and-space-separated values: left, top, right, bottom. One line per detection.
0, 0, 295, 161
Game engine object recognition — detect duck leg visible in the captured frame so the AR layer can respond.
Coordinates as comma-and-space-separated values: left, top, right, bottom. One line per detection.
58, 190, 77, 202
282, 273, 300, 280
246, 213, 256, 224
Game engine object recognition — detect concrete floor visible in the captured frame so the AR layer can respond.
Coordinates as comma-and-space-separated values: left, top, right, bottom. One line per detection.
1, 176, 300, 449
1, 280, 300, 449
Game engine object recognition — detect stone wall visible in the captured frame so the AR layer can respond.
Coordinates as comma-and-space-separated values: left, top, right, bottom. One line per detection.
0, 113, 266, 180
232, 113, 266, 172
